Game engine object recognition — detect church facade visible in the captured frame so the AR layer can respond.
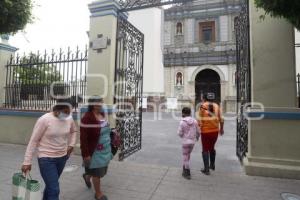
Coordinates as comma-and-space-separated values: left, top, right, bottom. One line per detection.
163, 0, 242, 112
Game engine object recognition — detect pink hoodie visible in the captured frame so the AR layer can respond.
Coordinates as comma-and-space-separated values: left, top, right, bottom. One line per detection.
178, 116, 199, 145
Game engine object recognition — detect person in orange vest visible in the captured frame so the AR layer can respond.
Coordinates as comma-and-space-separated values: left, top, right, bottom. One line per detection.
198, 93, 224, 175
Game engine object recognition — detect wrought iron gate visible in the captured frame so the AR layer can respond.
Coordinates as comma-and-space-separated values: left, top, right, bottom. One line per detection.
234, 0, 251, 162
114, 17, 144, 161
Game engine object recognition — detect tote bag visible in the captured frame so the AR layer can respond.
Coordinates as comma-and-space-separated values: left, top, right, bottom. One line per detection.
12, 173, 41, 200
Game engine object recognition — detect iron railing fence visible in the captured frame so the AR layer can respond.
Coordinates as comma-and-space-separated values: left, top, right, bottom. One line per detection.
4, 47, 88, 111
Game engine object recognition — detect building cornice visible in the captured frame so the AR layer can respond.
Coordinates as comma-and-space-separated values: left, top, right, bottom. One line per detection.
0, 43, 18, 52
164, 1, 241, 20
88, 0, 127, 18
165, 1, 241, 13
164, 51, 236, 67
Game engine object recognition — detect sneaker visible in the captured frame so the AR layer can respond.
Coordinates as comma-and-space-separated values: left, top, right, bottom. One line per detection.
182, 167, 191, 180
186, 168, 191, 180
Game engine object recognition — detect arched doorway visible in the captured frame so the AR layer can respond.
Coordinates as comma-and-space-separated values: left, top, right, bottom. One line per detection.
195, 69, 221, 106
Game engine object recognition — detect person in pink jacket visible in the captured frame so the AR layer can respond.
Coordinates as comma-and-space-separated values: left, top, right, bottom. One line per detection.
21, 98, 77, 200
178, 107, 200, 179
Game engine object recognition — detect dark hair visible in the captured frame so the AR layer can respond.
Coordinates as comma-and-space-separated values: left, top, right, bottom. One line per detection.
88, 96, 103, 112
208, 103, 214, 115
203, 93, 215, 115
182, 107, 191, 117
53, 98, 73, 112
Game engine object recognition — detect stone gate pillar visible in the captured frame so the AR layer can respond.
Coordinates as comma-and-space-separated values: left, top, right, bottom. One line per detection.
245, 0, 300, 179
0, 36, 17, 107
86, 0, 125, 126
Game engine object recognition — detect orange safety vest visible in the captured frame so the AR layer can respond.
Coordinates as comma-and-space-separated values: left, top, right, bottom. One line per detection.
198, 102, 223, 134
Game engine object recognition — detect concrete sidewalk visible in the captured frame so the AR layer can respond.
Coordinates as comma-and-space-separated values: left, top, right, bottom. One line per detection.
0, 143, 300, 200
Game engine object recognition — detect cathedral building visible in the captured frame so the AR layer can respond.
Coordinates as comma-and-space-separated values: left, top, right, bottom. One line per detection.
163, 0, 242, 112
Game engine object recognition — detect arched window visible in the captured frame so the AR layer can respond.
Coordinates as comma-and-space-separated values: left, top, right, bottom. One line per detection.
176, 72, 183, 86
176, 22, 183, 35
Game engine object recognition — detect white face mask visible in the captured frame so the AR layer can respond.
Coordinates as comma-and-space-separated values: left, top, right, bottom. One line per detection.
58, 112, 70, 120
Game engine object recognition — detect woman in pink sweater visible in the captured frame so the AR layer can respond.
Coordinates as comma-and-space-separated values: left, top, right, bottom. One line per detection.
21, 98, 77, 200
178, 107, 200, 180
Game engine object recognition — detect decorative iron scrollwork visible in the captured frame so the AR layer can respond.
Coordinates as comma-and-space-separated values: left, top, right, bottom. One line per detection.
118, 0, 192, 12
116, 111, 142, 160
234, 0, 251, 162
115, 17, 144, 160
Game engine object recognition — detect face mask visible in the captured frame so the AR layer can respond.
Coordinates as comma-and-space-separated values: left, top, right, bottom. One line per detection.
58, 112, 70, 120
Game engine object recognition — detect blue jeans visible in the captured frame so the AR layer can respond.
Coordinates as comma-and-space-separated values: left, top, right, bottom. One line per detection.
38, 155, 68, 200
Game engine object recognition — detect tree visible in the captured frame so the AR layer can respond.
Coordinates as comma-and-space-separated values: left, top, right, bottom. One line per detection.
254, 0, 300, 30
0, 0, 33, 34
15, 54, 62, 85
13, 54, 64, 100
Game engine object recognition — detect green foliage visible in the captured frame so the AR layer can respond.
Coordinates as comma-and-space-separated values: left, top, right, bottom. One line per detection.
254, 0, 300, 30
0, 0, 33, 34
15, 54, 62, 85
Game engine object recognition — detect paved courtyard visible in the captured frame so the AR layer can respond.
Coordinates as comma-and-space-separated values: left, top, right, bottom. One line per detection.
126, 112, 242, 173
0, 112, 300, 200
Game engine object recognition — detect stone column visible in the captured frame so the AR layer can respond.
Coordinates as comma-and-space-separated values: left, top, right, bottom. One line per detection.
244, 0, 300, 179
249, 2, 296, 107
0, 36, 17, 107
87, 0, 125, 126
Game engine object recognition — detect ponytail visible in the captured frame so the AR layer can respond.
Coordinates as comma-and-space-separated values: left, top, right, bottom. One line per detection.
208, 102, 215, 117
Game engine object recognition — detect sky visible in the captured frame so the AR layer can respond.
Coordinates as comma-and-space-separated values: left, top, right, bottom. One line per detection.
8, 0, 169, 53
9, 0, 93, 53
6, 0, 300, 73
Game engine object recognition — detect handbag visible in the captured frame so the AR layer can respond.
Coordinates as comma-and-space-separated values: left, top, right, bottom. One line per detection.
110, 128, 121, 156
12, 173, 41, 200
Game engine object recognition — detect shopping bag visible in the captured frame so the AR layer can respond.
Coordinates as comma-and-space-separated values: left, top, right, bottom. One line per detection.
12, 173, 26, 200
25, 176, 41, 200
12, 173, 41, 200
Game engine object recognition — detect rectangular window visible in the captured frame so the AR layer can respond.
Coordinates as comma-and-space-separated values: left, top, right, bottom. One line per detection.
203, 28, 213, 42
199, 21, 216, 43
